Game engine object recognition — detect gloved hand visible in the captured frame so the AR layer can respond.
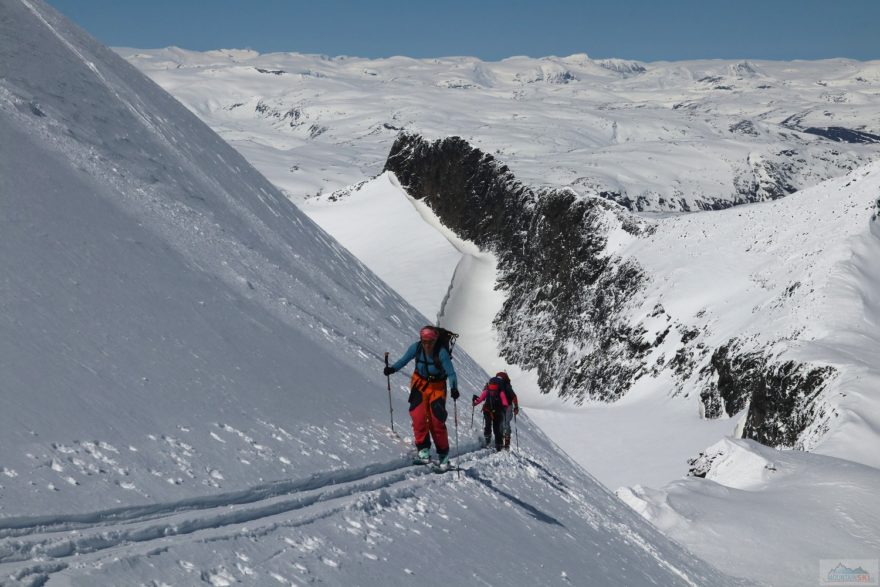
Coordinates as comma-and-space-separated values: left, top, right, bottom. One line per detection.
383, 366, 396, 376
450, 387, 460, 400
513, 406, 519, 415
471, 394, 479, 406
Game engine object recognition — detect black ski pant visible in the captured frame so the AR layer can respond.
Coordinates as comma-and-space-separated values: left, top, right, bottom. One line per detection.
482, 411, 503, 449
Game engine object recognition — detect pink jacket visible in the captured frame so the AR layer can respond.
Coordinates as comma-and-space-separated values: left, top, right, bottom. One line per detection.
474, 388, 509, 408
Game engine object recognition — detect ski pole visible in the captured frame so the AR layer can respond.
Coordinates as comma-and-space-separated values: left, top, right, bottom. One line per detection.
454, 399, 460, 479
514, 409, 519, 450
384, 352, 394, 433
470, 402, 475, 429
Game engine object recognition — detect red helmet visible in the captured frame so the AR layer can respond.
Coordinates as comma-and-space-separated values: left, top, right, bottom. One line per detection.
496, 371, 510, 382
419, 326, 438, 341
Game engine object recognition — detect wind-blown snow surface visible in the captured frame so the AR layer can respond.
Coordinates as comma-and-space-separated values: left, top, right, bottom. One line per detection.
0, 1, 748, 585
619, 439, 880, 587
121, 46, 880, 211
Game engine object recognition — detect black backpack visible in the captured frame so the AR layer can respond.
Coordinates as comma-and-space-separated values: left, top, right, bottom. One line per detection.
484, 376, 505, 413
434, 327, 458, 357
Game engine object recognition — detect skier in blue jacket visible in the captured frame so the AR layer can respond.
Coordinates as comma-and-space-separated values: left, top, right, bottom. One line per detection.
385, 326, 459, 468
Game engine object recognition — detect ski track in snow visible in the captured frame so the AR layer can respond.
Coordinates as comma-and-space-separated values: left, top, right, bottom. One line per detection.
0, 446, 489, 584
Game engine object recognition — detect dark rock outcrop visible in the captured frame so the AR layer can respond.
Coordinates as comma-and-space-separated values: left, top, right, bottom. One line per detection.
384, 133, 648, 402
700, 340, 836, 447
801, 126, 880, 144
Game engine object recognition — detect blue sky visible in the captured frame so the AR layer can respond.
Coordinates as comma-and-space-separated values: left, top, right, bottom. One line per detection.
49, 0, 879, 62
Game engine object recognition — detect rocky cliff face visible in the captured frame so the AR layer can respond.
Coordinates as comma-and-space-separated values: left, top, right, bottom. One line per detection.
384, 133, 649, 401
699, 341, 836, 447
383, 132, 838, 450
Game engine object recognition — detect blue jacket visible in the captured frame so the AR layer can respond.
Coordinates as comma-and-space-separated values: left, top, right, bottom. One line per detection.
392, 341, 457, 390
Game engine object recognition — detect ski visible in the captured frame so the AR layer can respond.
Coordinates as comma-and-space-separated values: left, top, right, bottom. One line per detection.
411, 457, 455, 473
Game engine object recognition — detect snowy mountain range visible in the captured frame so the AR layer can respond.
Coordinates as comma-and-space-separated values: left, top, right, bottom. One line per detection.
0, 1, 757, 585
120, 45, 880, 213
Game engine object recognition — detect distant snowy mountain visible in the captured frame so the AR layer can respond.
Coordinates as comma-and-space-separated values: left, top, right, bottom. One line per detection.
0, 1, 749, 585
122, 46, 880, 211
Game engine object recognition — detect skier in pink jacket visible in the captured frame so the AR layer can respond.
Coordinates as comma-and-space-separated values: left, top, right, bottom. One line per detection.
472, 375, 509, 451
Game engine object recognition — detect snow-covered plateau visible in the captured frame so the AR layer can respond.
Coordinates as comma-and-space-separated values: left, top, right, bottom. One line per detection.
120, 44, 880, 213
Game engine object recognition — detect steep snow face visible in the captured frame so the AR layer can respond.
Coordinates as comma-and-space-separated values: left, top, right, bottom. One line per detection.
1, 0, 458, 515
0, 2, 746, 586
304, 173, 461, 321
122, 46, 880, 211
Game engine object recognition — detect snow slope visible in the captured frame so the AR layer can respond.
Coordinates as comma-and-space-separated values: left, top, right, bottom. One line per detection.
0, 1, 747, 585
305, 172, 461, 321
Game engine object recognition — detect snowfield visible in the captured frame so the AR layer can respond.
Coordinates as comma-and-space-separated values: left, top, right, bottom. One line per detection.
0, 1, 752, 585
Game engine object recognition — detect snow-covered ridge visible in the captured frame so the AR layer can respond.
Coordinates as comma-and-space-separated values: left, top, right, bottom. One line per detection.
123, 45, 880, 211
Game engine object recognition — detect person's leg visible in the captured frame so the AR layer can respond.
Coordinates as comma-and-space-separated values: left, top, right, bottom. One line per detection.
408, 380, 431, 457
492, 414, 503, 451
426, 381, 449, 458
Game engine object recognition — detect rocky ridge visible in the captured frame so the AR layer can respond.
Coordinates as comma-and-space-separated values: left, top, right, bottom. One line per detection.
384, 132, 842, 452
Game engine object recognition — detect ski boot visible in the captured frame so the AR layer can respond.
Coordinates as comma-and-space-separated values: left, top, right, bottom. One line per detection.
413, 448, 431, 465
433, 454, 451, 473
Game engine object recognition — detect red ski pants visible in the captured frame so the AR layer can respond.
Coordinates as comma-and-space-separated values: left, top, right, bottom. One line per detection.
407, 374, 449, 455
